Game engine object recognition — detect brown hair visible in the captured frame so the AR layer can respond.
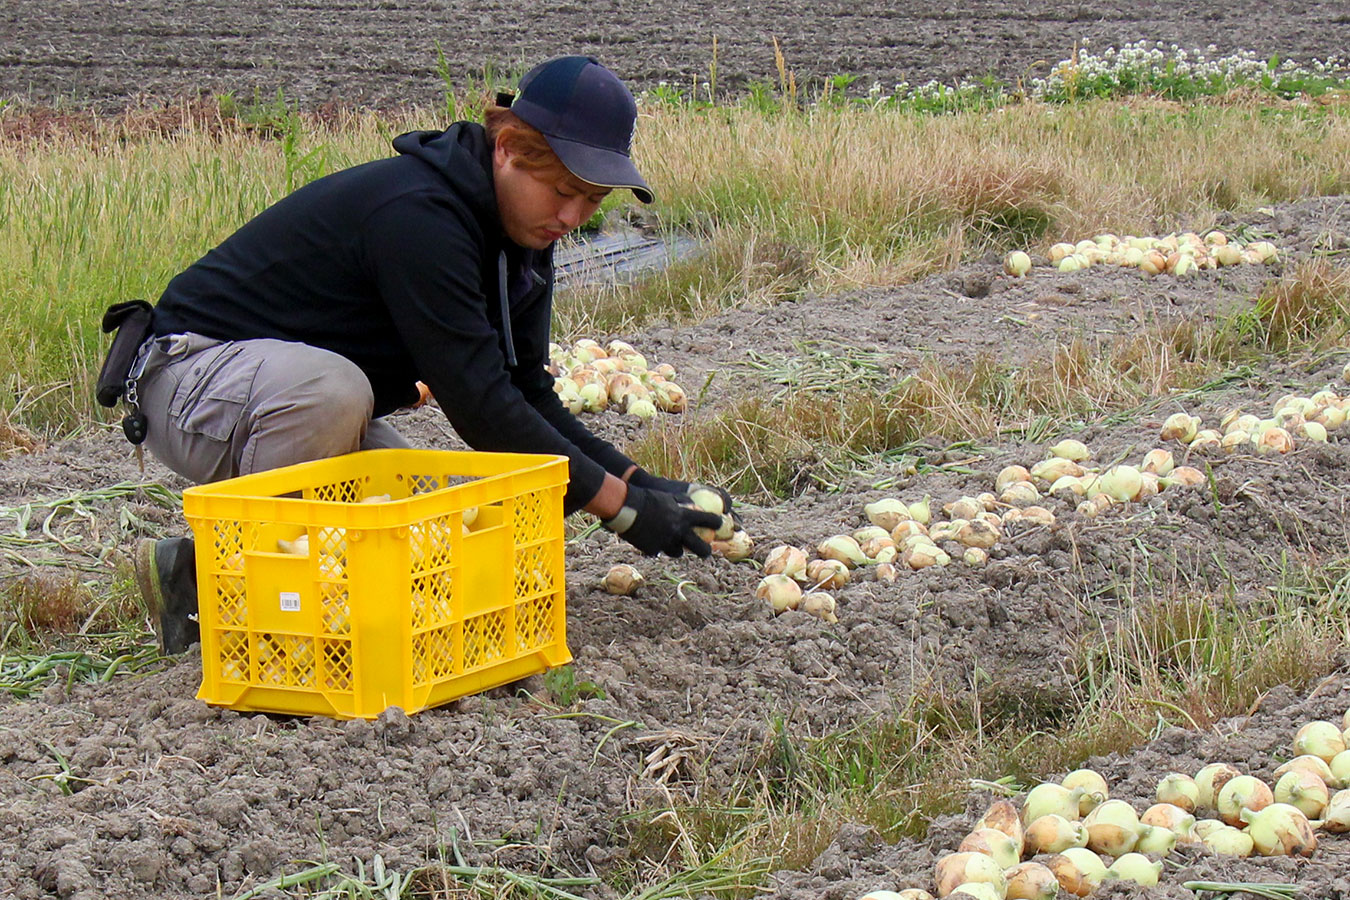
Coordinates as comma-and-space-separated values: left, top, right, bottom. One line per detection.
483, 107, 574, 183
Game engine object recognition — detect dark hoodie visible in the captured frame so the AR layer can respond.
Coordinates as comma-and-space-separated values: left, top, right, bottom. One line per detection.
152, 123, 635, 512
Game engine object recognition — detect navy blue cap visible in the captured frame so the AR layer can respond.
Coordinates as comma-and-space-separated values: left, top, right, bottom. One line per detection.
504, 56, 653, 204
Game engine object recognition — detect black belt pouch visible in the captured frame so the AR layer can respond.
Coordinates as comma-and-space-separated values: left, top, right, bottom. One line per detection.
95, 300, 154, 408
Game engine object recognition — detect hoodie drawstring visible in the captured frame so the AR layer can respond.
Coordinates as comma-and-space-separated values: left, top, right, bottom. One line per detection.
497, 251, 518, 367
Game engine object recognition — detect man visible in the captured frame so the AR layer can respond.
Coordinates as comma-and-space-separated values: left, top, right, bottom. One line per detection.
123, 56, 732, 655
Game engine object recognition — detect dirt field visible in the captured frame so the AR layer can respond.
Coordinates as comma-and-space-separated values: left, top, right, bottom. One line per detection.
3, 0, 1350, 109
4, 3, 1350, 899
0, 196, 1348, 898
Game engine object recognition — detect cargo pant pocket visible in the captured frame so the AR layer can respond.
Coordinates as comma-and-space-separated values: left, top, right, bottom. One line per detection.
167, 342, 264, 442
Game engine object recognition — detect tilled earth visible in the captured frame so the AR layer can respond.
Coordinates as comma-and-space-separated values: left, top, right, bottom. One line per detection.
0, 197, 1348, 898
3, 1, 1350, 110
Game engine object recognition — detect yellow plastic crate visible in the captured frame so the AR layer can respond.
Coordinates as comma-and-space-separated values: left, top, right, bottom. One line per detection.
182, 448, 571, 719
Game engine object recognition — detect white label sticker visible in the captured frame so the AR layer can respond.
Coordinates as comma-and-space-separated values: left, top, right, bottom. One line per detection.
279, 591, 301, 612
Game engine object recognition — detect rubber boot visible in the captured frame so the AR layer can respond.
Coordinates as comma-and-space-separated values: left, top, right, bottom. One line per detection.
133, 536, 200, 655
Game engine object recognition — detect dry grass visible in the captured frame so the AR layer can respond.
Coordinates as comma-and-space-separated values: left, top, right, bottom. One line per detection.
1254, 258, 1350, 350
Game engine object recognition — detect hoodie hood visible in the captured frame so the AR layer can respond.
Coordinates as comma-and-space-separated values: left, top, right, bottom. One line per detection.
392, 124, 501, 233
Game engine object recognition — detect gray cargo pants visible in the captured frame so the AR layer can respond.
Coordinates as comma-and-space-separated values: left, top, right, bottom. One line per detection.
136, 332, 410, 485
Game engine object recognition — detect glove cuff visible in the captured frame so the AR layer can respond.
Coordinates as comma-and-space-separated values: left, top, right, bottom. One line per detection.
601, 504, 638, 534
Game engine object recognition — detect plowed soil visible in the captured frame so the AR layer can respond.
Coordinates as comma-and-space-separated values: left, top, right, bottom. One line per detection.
3, 1, 1350, 109
1, 197, 1349, 898
4, 5, 1350, 899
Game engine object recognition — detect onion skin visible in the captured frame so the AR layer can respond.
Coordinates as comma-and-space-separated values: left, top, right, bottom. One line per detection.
1195, 762, 1242, 809
1324, 788, 1350, 833
973, 799, 1024, 850
932, 851, 1007, 898
1156, 773, 1199, 813
1239, 802, 1317, 857
1216, 775, 1273, 826
1004, 862, 1059, 900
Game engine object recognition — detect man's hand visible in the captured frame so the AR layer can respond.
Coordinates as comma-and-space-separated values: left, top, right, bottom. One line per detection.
602, 484, 723, 557
627, 469, 737, 522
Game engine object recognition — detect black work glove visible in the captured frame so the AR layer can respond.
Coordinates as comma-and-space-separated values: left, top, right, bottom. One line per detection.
628, 469, 738, 524
602, 484, 723, 558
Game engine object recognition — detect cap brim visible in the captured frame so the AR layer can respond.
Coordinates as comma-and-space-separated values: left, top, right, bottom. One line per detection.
543, 134, 654, 204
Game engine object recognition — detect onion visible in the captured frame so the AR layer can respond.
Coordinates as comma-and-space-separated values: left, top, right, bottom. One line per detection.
1105, 852, 1161, 886
1005, 251, 1033, 277
895, 892, 936, 900
902, 543, 950, 570
958, 827, 1020, 870
1162, 466, 1206, 488
1214, 243, 1243, 266
999, 482, 1041, 505
1061, 769, 1109, 815
1156, 773, 1199, 813
1274, 754, 1336, 787
711, 530, 754, 561
601, 564, 644, 595
891, 520, 930, 543
1140, 448, 1175, 475
955, 520, 1000, 550
1192, 818, 1227, 839
1020, 506, 1056, 526
854, 525, 893, 544
962, 547, 988, 566
764, 545, 809, 581
1083, 798, 1141, 856
1058, 256, 1083, 273
801, 591, 838, 624
861, 537, 897, 560
1160, 412, 1200, 442
818, 535, 867, 568
627, 397, 659, 419
805, 558, 850, 590
1049, 848, 1106, 897
995, 465, 1032, 491
1189, 430, 1222, 453
864, 498, 911, 531
1294, 720, 1347, 762
1024, 783, 1085, 823
1202, 825, 1253, 857
974, 799, 1024, 849
858, 893, 913, 900
1024, 813, 1089, 853
1331, 750, 1350, 788
976, 492, 999, 512
1221, 430, 1250, 452
1048, 242, 1076, 263
756, 574, 802, 613
1255, 425, 1295, 454
1141, 802, 1196, 839
653, 381, 688, 413
578, 382, 609, 411
1099, 465, 1143, 502
1195, 763, 1242, 809
1004, 862, 1059, 900
1030, 457, 1085, 484
875, 562, 899, 583
1134, 823, 1178, 856
1049, 439, 1091, 461
932, 851, 1007, 898
688, 487, 725, 515
1273, 769, 1329, 819
1216, 774, 1273, 826
1324, 788, 1350, 833
1048, 475, 1088, 497
1239, 802, 1316, 857
944, 496, 985, 520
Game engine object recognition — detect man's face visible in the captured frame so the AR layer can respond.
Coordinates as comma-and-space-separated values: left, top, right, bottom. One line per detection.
493, 143, 610, 250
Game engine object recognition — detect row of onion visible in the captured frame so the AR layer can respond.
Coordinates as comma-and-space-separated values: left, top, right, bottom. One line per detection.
857, 719, 1350, 900
1003, 230, 1279, 279
1157, 387, 1349, 458
548, 338, 688, 419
